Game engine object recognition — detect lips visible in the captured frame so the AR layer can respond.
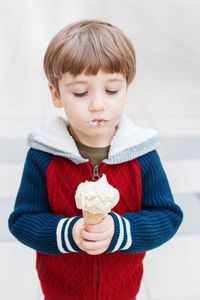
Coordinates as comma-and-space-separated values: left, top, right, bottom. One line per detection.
86, 118, 109, 127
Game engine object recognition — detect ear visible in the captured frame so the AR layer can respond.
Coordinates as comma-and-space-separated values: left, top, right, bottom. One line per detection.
124, 87, 129, 104
48, 82, 63, 108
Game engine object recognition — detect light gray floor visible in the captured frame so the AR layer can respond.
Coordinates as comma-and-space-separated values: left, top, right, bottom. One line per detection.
1, 1, 200, 299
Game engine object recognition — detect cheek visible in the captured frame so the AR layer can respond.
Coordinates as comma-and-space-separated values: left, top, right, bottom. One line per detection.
112, 111, 123, 125
111, 101, 126, 123
64, 103, 85, 126
113, 113, 119, 118
63, 100, 78, 115
112, 100, 126, 116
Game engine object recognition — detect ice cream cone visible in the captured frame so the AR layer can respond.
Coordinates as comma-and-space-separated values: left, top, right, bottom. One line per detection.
75, 174, 120, 224
83, 211, 106, 225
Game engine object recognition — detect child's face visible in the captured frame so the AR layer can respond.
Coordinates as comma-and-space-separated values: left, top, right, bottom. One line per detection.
49, 70, 128, 147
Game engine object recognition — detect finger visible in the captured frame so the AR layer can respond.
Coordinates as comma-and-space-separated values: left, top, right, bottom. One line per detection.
84, 215, 113, 233
80, 239, 109, 252
81, 229, 110, 241
85, 247, 108, 256
84, 223, 106, 234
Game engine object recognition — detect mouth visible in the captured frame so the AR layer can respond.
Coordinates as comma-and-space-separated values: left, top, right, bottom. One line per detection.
86, 118, 109, 128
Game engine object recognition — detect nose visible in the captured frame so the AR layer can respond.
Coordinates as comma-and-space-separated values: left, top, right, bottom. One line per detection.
88, 93, 106, 112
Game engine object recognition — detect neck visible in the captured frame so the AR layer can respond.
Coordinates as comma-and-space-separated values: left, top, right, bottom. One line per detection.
69, 126, 116, 148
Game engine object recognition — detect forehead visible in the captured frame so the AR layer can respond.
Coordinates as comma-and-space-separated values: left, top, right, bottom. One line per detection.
60, 70, 126, 87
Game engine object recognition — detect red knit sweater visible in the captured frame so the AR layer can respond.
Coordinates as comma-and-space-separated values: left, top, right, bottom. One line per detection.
37, 156, 145, 300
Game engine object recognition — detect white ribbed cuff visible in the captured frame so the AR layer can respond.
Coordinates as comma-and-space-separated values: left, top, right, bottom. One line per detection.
56, 217, 77, 253
111, 212, 132, 252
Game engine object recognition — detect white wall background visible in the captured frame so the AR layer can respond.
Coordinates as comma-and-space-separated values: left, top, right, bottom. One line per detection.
1, 1, 200, 299
1, 0, 200, 133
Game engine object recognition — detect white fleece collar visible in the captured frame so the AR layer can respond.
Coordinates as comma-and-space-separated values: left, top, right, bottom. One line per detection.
27, 115, 159, 164
109, 115, 157, 157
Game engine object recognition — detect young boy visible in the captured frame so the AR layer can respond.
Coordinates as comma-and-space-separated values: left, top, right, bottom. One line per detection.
9, 19, 183, 300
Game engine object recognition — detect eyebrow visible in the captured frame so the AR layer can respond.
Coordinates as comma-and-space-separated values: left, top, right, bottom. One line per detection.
107, 79, 124, 83
65, 78, 124, 87
65, 81, 88, 87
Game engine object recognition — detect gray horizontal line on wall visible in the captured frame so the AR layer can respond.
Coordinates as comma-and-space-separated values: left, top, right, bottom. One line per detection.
0, 137, 200, 163
0, 139, 28, 163
157, 137, 200, 160
1, 193, 200, 241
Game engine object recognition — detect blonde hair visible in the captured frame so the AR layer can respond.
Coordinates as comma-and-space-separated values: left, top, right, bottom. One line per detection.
44, 19, 136, 94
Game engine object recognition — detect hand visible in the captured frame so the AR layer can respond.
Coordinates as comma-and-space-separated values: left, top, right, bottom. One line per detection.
72, 217, 85, 252
80, 214, 115, 255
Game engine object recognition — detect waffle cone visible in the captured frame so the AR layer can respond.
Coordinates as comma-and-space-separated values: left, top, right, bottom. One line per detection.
83, 211, 106, 225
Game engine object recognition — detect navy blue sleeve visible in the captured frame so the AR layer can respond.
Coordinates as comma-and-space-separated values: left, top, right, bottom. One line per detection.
8, 148, 83, 255
106, 150, 183, 254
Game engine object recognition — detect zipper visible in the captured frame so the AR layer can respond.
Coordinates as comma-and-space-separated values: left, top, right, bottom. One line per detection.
96, 258, 99, 300
94, 256, 99, 300
90, 162, 101, 299
91, 162, 101, 181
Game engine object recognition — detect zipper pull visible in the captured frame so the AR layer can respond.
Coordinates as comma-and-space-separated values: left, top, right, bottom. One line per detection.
93, 164, 100, 181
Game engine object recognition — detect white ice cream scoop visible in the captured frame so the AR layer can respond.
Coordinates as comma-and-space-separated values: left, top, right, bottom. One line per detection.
75, 174, 120, 224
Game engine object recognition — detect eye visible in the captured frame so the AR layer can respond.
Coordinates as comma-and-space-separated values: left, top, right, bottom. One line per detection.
73, 91, 88, 97
106, 90, 119, 95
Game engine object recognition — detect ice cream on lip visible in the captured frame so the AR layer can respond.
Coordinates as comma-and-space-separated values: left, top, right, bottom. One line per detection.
86, 118, 109, 127
75, 174, 120, 214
